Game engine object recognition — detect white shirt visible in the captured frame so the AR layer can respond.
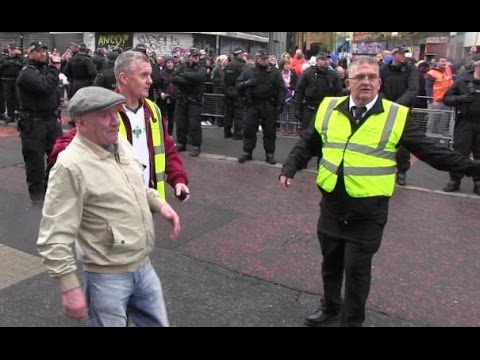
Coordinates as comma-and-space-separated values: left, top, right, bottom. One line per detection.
348, 95, 378, 118
125, 106, 150, 187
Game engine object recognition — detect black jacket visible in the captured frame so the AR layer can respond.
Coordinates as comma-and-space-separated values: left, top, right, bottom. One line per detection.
443, 70, 480, 119
16, 61, 60, 115
294, 66, 343, 110
380, 62, 419, 106
281, 96, 480, 228
172, 62, 207, 100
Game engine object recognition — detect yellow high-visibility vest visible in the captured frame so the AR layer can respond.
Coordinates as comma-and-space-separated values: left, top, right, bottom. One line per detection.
314, 96, 408, 198
118, 98, 166, 200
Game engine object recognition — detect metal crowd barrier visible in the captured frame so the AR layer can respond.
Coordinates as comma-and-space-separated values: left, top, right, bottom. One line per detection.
410, 107, 455, 148
201, 93, 301, 128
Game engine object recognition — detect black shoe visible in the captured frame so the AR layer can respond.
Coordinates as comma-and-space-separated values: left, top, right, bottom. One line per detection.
443, 180, 460, 192
233, 133, 243, 140
265, 153, 276, 165
238, 152, 252, 163
396, 172, 406, 186
189, 146, 201, 157
176, 143, 186, 152
473, 182, 480, 195
304, 309, 341, 327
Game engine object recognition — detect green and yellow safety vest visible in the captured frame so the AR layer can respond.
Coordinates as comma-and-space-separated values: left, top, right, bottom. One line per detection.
315, 96, 409, 198
118, 98, 166, 200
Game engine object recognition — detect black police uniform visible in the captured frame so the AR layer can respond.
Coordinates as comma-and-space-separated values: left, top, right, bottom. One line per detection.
294, 65, 343, 132
224, 51, 246, 139
236, 53, 286, 163
0, 52, 7, 118
443, 68, 480, 193
0, 53, 25, 120
16, 59, 63, 201
172, 49, 207, 154
380, 61, 419, 180
63, 52, 98, 99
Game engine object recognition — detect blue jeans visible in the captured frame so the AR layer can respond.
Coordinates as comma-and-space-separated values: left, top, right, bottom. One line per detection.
84, 260, 169, 327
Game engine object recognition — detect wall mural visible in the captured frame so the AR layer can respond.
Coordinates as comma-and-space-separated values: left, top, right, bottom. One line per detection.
134, 33, 193, 57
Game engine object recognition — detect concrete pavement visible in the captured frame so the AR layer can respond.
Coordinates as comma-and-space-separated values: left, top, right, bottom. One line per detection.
0, 123, 478, 326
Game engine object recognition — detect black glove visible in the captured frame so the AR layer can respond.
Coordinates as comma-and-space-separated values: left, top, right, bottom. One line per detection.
245, 78, 258, 87
457, 94, 473, 103
275, 105, 284, 115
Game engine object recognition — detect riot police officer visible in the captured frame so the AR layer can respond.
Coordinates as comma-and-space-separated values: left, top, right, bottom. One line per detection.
0, 44, 25, 123
16, 41, 63, 203
294, 53, 343, 133
172, 47, 207, 157
63, 43, 97, 99
236, 49, 286, 164
224, 48, 246, 139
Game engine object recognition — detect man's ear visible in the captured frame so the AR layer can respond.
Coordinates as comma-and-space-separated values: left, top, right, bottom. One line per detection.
118, 72, 128, 85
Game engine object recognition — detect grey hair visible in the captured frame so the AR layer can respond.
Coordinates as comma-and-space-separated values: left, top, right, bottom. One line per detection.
114, 50, 149, 83
348, 55, 379, 76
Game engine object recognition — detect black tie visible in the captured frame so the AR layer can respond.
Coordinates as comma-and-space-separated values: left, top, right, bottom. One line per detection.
352, 106, 367, 124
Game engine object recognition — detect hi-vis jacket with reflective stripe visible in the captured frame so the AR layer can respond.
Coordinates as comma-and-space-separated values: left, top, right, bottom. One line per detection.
314, 96, 409, 198
118, 98, 166, 201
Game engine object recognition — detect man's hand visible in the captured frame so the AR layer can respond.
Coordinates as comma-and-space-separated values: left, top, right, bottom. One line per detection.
279, 175, 293, 189
159, 203, 181, 240
62, 287, 88, 320
174, 183, 190, 202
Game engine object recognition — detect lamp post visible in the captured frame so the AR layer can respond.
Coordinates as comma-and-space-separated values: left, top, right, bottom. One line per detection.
20, 32, 24, 52
391, 32, 399, 49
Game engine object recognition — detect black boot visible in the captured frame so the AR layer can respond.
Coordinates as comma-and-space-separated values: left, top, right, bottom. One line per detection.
176, 143, 186, 152
265, 153, 276, 165
473, 181, 480, 195
443, 179, 460, 192
238, 152, 252, 163
189, 146, 201, 157
396, 172, 406, 186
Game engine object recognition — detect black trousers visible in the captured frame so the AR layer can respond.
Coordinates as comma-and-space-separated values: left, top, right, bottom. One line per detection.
396, 146, 411, 174
0, 80, 5, 114
158, 99, 176, 136
174, 98, 203, 147
224, 95, 244, 137
243, 102, 276, 154
317, 218, 384, 327
3, 80, 19, 118
450, 119, 480, 182
20, 116, 63, 200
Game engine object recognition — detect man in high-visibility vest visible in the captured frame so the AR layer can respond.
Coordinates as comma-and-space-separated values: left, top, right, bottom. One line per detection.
280, 55, 480, 327
49, 51, 189, 202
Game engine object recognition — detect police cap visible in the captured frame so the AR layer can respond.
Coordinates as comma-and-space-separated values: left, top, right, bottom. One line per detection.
27, 41, 48, 53
256, 49, 269, 58
316, 52, 328, 60
188, 47, 200, 56
233, 48, 244, 56
134, 44, 148, 54
68, 86, 126, 118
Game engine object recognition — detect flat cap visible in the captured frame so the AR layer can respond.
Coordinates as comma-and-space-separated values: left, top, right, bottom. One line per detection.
68, 86, 125, 118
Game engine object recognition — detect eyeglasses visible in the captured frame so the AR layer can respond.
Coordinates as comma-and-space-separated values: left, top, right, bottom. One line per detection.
348, 74, 380, 82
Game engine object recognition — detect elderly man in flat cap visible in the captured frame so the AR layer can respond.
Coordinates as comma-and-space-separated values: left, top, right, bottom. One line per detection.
37, 86, 180, 327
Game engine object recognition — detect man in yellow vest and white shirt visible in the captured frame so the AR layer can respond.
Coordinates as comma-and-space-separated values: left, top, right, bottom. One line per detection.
280, 56, 480, 327
49, 51, 190, 202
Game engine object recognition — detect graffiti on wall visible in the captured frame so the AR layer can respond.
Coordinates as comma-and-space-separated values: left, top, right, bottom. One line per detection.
134, 33, 192, 57
352, 42, 385, 55
95, 33, 133, 50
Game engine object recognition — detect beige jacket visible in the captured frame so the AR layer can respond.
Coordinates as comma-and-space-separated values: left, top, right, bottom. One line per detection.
37, 134, 165, 292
